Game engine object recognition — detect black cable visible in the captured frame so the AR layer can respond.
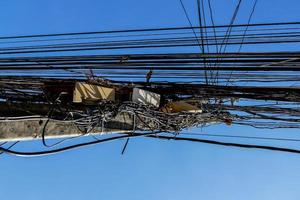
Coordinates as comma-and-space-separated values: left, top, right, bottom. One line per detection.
146, 135, 300, 154
179, 0, 203, 51
238, 0, 258, 52
3, 132, 300, 157
200, 0, 215, 84
121, 138, 130, 155
0, 141, 19, 155
40, 93, 85, 148
1, 21, 300, 40
2, 31, 300, 52
207, 0, 219, 53
181, 132, 300, 142
227, 0, 258, 86
210, 0, 243, 85
197, 0, 209, 84
0, 142, 7, 146
0, 131, 160, 157
2, 25, 300, 46
207, 0, 220, 85
219, 0, 243, 54
3, 33, 300, 55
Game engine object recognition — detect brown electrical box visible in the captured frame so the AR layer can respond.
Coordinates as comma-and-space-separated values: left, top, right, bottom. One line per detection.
161, 101, 202, 113
73, 82, 115, 103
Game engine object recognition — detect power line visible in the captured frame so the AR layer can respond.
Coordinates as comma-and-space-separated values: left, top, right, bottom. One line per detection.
219, 0, 243, 54
1, 21, 300, 40
238, 0, 259, 52
227, 0, 258, 85
147, 135, 300, 155
0, 131, 160, 157
196, 0, 209, 84
181, 132, 300, 142
3, 132, 300, 157
179, 0, 204, 52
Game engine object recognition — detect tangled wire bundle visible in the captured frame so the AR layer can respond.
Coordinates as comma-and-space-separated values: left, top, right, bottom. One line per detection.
70, 101, 234, 133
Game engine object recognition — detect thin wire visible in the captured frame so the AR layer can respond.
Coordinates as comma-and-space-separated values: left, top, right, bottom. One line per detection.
179, 0, 204, 51
226, 0, 259, 86
4, 133, 300, 157
197, 0, 208, 84
0, 141, 19, 155
219, 0, 243, 54
147, 135, 300, 155
0, 142, 7, 146
1, 21, 300, 40
238, 0, 258, 52
0, 131, 161, 157
181, 132, 300, 142
208, 0, 220, 85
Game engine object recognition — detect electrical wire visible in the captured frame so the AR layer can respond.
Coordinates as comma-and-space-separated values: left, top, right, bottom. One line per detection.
0, 131, 160, 157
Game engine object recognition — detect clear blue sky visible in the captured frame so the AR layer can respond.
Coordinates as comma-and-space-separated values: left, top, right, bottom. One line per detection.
1, 0, 300, 199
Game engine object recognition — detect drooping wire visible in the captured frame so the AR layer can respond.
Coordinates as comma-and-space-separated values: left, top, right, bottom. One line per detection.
0, 141, 19, 155
178, 0, 204, 51
0, 131, 161, 157
207, 0, 220, 85
196, 0, 209, 84
226, 0, 258, 86
181, 132, 300, 142
219, 0, 243, 54
4, 132, 300, 157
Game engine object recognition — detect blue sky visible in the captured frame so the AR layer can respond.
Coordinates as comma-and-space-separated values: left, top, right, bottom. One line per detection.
1, 0, 300, 200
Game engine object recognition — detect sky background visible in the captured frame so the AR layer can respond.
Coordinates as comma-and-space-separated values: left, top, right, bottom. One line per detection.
1, 0, 300, 199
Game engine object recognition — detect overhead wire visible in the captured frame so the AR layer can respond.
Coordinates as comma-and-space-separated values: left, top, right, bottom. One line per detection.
227, 0, 259, 86
4, 132, 300, 157
196, 0, 209, 84
179, 0, 203, 50
181, 132, 300, 142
